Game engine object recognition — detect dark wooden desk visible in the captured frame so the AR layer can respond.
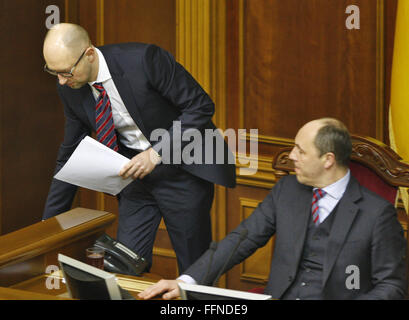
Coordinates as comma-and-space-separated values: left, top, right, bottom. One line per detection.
0, 207, 116, 288
0, 208, 160, 299
5, 270, 160, 300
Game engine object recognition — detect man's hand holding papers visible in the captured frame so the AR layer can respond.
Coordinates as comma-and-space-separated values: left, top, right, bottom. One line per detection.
54, 136, 134, 195
119, 147, 161, 180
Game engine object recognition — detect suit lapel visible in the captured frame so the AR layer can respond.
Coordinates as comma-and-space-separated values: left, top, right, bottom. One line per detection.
322, 177, 361, 286
101, 48, 148, 137
291, 184, 314, 267
110, 73, 148, 136
80, 85, 96, 131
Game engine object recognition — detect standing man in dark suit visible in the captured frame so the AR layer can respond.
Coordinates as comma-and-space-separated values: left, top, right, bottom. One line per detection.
139, 118, 406, 300
42, 23, 236, 273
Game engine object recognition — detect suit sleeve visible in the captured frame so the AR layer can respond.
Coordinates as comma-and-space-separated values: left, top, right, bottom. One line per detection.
42, 85, 91, 220
183, 178, 283, 285
357, 204, 407, 299
141, 45, 215, 157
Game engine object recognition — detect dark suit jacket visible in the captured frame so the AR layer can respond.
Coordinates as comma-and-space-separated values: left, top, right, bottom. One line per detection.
43, 43, 236, 219
185, 175, 407, 299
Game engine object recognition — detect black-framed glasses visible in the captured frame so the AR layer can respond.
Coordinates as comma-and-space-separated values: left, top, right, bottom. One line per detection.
44, 47, 89, 78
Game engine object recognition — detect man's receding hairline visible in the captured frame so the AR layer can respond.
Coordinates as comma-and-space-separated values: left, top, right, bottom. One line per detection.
45, 23, 91, 55
317, 117, 347, 131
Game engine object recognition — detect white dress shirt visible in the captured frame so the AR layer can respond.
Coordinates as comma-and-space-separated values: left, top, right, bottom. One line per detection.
88, 48, 151, 151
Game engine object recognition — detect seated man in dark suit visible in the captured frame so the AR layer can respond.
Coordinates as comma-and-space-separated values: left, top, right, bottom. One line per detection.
139, 118, 407, 300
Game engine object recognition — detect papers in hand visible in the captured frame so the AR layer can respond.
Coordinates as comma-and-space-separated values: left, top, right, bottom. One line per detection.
54, 136, 133, 195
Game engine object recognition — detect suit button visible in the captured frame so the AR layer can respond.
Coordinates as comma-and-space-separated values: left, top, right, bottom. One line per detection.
301, 282, 306, 287
288, 276, 293, 282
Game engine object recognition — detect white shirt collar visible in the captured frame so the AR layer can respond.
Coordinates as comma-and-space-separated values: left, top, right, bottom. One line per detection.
316, 170, 350, 201
88, 47, 111, 86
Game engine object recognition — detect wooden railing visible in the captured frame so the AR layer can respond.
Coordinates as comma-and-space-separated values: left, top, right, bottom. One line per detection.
0, 208, 116, 288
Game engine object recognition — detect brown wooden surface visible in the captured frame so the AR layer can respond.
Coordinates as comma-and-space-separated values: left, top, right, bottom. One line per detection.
0, 206, 160, 300
0, 208, 116, 287
104, 0, 176, 54
225, 184, 272, 292
226, 0, 396, 140
0, 286, 71, 300
383, 0, 398, 144
8, 271, 159, 300
0, 0, 66, 235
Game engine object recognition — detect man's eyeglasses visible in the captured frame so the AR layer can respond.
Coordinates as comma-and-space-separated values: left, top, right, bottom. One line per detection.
44, 47, 89, 78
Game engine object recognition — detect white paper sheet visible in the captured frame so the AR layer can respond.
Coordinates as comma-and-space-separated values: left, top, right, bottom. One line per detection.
54, 136, 133, 195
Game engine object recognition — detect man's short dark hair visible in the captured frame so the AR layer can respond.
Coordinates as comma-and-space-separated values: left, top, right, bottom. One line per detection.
314, 118, 352, 167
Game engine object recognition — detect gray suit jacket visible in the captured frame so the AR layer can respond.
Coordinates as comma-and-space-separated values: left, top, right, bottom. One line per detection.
185, 175, 407, 299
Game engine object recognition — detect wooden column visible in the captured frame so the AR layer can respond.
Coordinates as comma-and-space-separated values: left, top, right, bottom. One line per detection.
176, 0, 229, 286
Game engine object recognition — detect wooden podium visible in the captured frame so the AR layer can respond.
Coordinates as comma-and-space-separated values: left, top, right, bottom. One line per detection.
0, 208, 158, 300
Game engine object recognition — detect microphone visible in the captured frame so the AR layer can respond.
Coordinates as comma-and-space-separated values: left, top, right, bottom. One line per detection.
200, 241, 218, 285
212, 228, 248, 287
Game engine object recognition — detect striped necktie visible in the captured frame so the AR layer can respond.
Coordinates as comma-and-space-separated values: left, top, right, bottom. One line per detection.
93, 83, 119, 152
311, 188, 326, 226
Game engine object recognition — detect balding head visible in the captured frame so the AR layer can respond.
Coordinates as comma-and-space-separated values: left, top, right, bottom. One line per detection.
43, 23, 98, 89
44, 23, 90, 59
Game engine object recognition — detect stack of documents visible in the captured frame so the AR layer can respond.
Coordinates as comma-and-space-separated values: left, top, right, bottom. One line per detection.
54, 136, 133, 195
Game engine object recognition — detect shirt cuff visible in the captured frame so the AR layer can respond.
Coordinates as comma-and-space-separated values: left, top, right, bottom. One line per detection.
177, 274, 197, 285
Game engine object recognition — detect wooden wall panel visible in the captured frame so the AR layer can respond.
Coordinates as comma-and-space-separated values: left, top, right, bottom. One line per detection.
65, 0, 99, 44
242, 0, 380, 140
239, 198, 273, 284
384, 0, 398, 144
225, 185, 271, 291
104, 0, 176, 55
0, 0, 66, 234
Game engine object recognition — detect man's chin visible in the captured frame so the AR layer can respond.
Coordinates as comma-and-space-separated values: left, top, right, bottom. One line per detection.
295, 174, 315, 188
295, 174, 307, 185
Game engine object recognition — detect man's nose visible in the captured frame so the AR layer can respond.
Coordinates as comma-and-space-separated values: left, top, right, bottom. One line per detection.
289, 147, 296, 161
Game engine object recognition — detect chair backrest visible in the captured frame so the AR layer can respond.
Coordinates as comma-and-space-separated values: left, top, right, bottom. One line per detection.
273, 134, 409, 205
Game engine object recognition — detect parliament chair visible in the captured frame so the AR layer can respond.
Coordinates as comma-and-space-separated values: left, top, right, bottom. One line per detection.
250, 134, 409, 295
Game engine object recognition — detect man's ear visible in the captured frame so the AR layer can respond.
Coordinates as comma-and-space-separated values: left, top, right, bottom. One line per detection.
86, 47, 96, 62
323, 152, 336, 169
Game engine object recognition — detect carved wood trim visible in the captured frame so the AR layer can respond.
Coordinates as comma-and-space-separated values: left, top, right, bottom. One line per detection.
236, 153, 277, 189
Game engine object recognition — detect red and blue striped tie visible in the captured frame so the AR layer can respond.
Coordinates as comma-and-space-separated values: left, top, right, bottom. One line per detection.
311, 188, 326, 226
93, 83, 119, 152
